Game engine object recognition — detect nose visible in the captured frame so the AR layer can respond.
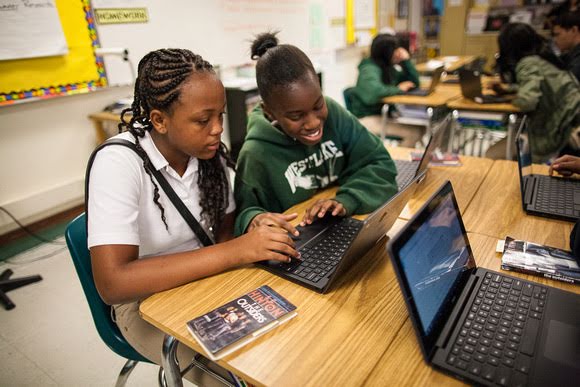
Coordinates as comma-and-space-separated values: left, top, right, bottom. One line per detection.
210, 117, 224, 136
304, 112, 321, 131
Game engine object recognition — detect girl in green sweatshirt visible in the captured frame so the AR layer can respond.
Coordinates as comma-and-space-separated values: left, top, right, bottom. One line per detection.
234, 32, 398, 236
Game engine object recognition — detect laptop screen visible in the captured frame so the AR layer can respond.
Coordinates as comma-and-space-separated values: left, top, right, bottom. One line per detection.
416, 114, 451, 177
515, 117, 532, 179
388, 181, 476, 359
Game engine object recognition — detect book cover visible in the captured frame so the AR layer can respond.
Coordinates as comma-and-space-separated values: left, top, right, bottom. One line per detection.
410, 150, 462, 166
501, 236, 580, 285
186, 285, 297, 360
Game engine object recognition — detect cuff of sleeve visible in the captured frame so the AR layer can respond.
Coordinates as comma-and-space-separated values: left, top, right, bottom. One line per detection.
334, 194, 360, 217
234, 208, 265, 236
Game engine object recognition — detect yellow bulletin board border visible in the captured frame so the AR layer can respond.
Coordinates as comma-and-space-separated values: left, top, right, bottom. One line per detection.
345, 0, 378, 46
0, 0, 107, 106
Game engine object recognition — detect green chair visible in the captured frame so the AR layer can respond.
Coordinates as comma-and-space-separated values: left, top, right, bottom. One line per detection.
65, 213, 161, 387
343, 86, 355, 113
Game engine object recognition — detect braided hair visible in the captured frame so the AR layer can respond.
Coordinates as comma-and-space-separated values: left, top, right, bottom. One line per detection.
118, 48, 234, 233
250, 32, 318, 104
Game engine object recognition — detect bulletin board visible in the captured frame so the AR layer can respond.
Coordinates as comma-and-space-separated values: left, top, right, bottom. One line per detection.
345, 0, 378, 46
0, 0, 107, 105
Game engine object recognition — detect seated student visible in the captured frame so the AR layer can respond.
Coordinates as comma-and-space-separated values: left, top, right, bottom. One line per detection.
233, 32, 398, 236
494, 22, 580, 163
88, 48, 297, 385
549, 154, 580, 259
349, 33, 420, 119
552, 11, 580, 81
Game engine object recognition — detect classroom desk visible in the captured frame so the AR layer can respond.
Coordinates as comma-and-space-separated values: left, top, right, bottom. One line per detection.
415, 55, 477, 74
365, 232, 580, 386
446, 96, 521, 160
388, 147, 494, 220
462, 160, 574, 248
88, 111, 122, 144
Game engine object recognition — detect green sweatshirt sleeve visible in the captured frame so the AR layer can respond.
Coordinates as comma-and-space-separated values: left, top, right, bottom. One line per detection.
513, 60, 543, 112
400, 59, 420, 87
356, 60, 402, 105
328, 100, 398, 215
233, 151, 270, 236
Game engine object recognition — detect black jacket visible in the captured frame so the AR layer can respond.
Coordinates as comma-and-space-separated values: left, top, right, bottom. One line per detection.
562, 44, 580, 82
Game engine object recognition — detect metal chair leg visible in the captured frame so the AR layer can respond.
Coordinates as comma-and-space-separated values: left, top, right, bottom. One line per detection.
161, 335, 183, 387
115, 359, 139, 387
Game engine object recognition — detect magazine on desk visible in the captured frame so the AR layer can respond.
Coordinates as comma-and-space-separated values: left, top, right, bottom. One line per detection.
186, 285, 297, 360
501, 236, 580, 285
410, 150, 462, 166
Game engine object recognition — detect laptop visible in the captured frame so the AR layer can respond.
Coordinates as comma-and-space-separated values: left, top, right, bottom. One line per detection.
258, 175, 420, 293
404, 66, 445, 97
515, 117, 580, 222
459, 68, 510, 104
388, 181, 580, 387
394, 113, 451, 189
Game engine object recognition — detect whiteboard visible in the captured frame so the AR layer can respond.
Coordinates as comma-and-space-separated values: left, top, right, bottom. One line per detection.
94, 0, 345, 86
0, 0, 68, 61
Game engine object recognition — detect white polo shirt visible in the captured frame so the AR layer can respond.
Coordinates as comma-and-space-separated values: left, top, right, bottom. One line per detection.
87, 131, 235, 258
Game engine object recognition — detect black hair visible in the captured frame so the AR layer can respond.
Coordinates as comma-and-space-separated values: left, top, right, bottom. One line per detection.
118, 48, 234, 233
370, 34, 400, 84
497, 23, 565, 82
250, 32, 318, 103
553, 11, 580, 30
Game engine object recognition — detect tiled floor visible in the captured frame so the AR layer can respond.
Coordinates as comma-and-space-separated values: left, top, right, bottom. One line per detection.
0, 239, 193, 386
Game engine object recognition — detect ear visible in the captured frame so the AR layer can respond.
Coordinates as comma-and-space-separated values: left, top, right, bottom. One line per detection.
261, 101, 276, 122
149, 109, 168, 134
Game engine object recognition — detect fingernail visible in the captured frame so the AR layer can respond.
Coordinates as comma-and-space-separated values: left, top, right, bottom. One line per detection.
294, 230, 299, 236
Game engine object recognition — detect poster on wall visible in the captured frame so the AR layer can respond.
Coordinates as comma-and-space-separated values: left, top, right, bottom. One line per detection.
0, 0, 68, 61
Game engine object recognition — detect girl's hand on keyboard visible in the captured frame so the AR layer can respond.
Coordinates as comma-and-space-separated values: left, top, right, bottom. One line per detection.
550, 155, 580, 177
249, 212, 299, 236
239, 225, 298, 263
301, 199, 346, 226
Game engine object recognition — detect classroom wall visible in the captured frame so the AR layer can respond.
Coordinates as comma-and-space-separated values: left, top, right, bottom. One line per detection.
0, 1, 363, 234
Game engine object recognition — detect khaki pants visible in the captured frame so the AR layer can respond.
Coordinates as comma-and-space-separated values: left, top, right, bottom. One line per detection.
114, 301, 235, 387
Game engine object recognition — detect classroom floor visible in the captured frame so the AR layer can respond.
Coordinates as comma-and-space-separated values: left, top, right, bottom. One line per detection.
0, 239, 195, 386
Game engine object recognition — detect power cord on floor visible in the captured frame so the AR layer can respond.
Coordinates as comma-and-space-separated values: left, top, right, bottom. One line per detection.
0, 206, 66, 245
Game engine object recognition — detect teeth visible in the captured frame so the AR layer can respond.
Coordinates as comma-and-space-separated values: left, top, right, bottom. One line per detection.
305, 129, 320, 138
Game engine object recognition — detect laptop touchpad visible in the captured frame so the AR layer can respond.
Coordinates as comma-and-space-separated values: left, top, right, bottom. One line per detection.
544, 320, 580, 369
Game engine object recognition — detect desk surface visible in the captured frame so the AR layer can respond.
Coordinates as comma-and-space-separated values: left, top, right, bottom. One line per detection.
415, 56, 477, 74
462, 160, 574, 249
382, 85, 461, 107
388, 147, 494, 220
447, 96, 520, 113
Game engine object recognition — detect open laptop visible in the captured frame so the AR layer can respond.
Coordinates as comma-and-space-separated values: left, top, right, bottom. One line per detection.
394, 113, 451, 189
458, 68, 510, 104
404, 66, 445, 97
515, 117, 580, 222
388, 181, 580, 387
258, 175, 420, 293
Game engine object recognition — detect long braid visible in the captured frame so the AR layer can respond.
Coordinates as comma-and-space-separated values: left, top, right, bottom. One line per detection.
118, 48, 232, 232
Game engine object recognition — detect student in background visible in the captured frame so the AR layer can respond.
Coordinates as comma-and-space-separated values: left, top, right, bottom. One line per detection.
88, 48, 297, 385
552, 11, 580, 80
549, 154, 580, 260
234, 32, 398, 236
349, 33, 420, 119
495, 22, 580, 162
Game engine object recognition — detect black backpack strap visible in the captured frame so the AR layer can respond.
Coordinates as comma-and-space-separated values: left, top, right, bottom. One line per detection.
85, 138, 214, 246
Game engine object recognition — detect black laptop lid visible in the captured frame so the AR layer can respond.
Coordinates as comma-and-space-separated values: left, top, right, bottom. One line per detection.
515, 117, 532, 203
415, 114, 451, 178
427, 66, 444, 93
458, 68, 482, 99
387, 181, 476, 360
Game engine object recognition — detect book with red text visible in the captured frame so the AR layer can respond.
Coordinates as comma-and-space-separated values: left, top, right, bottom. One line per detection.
186, 285, 297, 360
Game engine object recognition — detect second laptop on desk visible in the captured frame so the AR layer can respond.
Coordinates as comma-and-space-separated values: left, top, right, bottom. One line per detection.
459, 68, 511, 104
258, 175, 420, 293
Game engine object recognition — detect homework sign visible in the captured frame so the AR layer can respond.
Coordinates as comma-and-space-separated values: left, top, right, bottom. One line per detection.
94, 8, 148, 24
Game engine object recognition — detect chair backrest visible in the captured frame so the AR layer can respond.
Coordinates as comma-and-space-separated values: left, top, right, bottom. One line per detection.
65, 213, 150, 363
343, 87, 355, 113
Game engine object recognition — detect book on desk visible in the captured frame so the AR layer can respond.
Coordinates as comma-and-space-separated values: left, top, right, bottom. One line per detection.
186, 285, 297, 360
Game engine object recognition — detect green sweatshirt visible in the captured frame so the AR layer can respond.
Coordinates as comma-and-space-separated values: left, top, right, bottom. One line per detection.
349, 57, 420, 118
513, 55, 580, 162
234, 96, 398, 236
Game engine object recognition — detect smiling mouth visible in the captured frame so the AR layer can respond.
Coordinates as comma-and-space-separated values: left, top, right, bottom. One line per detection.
303, 128, 321, 139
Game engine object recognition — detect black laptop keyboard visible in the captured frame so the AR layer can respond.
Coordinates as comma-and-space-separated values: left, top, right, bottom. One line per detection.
278, 218, 362, 284
534, 176, 580, 217
447, 272, 548, 386
395, 159, 419, 189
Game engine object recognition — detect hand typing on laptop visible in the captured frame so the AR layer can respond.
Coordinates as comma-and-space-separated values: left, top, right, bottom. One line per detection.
299, 198, 346, 226
549, 155, 580, 177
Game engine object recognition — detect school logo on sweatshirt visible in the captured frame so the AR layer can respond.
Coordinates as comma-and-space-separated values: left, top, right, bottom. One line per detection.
284, 140, 344, 193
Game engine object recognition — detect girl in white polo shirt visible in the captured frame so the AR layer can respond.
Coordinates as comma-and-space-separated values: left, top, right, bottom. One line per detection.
87, 48, 299, 385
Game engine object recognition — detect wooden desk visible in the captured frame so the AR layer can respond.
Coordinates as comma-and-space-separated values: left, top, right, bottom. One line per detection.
366, 233, 580, 386
382, 85, 461, 108
462, 160, 574, 249
88, 111, 122, 144
415, 56, 477, 74
388, 147, 494, 220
